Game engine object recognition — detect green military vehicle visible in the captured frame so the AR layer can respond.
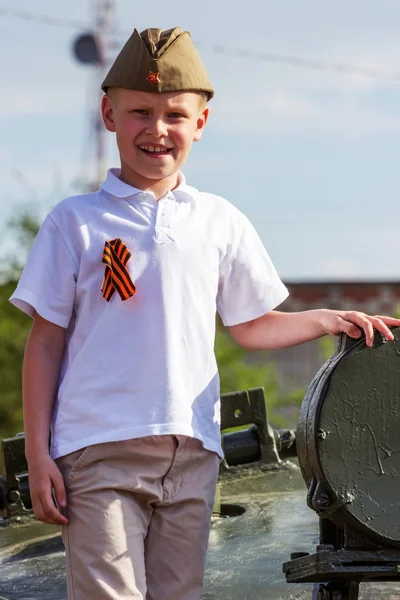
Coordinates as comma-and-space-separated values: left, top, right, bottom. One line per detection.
1, 330, 400, 600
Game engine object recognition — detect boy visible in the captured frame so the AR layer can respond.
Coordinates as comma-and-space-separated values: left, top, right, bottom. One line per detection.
10, 26, 400, 600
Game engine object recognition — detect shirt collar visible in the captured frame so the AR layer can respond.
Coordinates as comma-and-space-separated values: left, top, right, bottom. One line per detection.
100, 168, 194, 202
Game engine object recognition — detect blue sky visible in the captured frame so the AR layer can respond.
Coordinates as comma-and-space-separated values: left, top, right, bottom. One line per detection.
1, 0, 400, 280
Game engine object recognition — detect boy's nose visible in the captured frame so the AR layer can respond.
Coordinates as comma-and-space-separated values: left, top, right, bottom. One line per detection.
145, 118, 168, 138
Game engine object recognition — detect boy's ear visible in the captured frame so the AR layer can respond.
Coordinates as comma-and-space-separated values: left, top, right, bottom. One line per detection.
101, 95, 116, 132
193, 107, 209, 142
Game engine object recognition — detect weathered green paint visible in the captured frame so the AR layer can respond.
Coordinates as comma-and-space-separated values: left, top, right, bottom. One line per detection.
1, 467, 400, 599
318, 329, 400, 544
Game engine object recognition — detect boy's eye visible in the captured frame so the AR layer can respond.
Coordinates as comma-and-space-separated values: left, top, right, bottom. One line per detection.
132, 109, 149, 115
168, 112, 184, 119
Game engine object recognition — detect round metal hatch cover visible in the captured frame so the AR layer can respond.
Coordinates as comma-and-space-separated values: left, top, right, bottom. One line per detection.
317, 329, 400, 544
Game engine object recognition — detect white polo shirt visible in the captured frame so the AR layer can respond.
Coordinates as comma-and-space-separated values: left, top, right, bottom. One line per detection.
10, 168, 288, 459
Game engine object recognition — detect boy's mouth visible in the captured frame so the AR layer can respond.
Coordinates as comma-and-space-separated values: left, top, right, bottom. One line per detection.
138, 144, 173, 156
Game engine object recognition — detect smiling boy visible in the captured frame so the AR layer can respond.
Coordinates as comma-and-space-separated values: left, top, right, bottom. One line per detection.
103, 86, 209, 198
10, 26, 400, 600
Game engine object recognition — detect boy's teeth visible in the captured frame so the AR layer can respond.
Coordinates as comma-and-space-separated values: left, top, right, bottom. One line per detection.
140, 145, 168, 153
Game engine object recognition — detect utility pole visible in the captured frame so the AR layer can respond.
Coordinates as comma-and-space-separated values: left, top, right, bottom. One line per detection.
73, 0, 118, 190
93, 0, 116, 190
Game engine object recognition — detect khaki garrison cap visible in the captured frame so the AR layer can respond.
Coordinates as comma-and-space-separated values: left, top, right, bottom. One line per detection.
101, 26, 214, 100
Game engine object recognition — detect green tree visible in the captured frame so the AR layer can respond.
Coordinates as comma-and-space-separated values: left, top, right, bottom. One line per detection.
0, 211, 41, 283
0, 281, 31, 442
215, 326, 287, 426
215, 327, 277, 395
319, 335, 336, 362
0, 212, 41, 445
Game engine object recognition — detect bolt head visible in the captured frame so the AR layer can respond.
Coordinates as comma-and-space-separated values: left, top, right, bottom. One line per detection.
315, 491, 332, 509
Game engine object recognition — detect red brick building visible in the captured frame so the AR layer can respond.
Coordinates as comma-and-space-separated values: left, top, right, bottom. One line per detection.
281, 280, 400, 315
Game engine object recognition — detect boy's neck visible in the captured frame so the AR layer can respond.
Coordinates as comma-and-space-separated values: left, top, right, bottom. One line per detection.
118, 164, 180, 200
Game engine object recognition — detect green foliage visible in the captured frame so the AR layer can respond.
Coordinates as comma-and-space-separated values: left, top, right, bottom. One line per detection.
0, 281, 31, 443
0, 212, 39, 449
9, 212, 40, 250
215, 328, 278, 396
318, 335, 336, 362
270, 387, 305, 428
0, 211, 41, 283
215, 327, 300, 428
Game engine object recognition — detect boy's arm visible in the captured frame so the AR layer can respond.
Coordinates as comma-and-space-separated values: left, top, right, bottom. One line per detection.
23, 313, 69, 525
229, 309, 400, 351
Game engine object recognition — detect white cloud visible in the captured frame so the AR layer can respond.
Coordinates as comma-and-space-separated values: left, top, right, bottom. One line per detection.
0, 147, 10, 161
1, 41, 92, 119
274, 41, 400, 95
0, 161, 92, 209
0, 81, 86, 118
321, 258, 360, 278
210, 77, 400, 139
204, 34, 400, 139
262, 89, 317, 121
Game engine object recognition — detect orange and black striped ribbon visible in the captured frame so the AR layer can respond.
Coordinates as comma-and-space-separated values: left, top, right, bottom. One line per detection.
101, 238, 136, 302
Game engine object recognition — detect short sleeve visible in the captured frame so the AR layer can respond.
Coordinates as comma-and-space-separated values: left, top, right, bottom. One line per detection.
217, 215, 288, 327
9, 215, 78, 328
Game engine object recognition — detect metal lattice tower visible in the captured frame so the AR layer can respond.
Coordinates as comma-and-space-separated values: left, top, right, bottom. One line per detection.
73, 0, 118, 190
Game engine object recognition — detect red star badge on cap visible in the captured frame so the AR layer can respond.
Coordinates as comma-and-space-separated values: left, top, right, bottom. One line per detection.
147, 71, 161, 85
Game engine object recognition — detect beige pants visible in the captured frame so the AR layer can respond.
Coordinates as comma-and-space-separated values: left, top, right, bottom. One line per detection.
56, 435, 220, 600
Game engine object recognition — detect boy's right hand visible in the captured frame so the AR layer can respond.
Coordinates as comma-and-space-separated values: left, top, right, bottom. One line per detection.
27, 454, 69, 525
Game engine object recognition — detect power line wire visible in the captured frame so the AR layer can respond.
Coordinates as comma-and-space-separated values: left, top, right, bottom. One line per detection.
0, 6, 85, 29
196, 44, 400, 82
1, 5, 400, 83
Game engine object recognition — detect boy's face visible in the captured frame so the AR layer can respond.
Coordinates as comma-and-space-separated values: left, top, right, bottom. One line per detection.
101, 88, 209, 190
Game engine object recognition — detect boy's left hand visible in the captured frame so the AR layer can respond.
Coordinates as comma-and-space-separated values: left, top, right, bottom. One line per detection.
319, 310, 400, 347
